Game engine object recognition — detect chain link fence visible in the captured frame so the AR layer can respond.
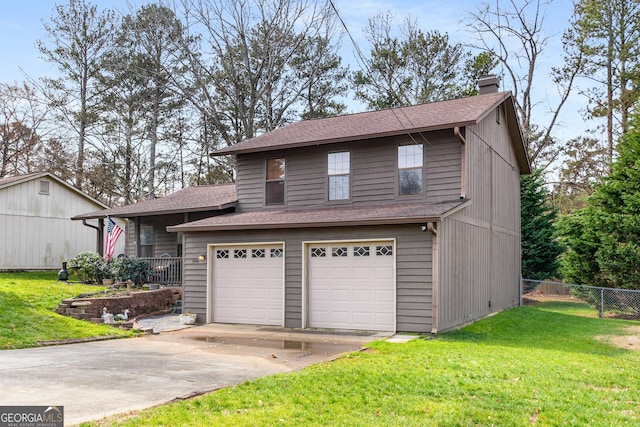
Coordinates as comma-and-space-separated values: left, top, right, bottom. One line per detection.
522, 279, 640, 320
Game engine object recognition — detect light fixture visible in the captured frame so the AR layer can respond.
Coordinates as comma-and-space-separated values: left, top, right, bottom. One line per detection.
420, 224, 428, 232
197, 253, 206, 262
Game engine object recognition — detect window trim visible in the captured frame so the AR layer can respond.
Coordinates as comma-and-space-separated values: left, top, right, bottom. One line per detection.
39, 180, 50, 195
265, 157, 286, 206
397, 143, 424, 196
327, 151, 351, 201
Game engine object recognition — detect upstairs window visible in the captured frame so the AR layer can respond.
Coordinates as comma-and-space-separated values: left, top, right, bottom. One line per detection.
328, 151, 350, 200
398, 144, 423, 195
266, 158, 285, 205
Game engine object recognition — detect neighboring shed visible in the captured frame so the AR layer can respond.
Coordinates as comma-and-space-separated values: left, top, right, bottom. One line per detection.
0, 172, 120, 270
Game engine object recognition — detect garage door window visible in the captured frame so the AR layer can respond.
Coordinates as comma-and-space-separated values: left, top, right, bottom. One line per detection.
311, 247, 326, 257
216, 249, 229, 259
271, 248, 283, 258
354, 246, 370, 256
234, 249, 247, 259
376, 245, 393, 256
332, 247, 348, 257
252, 249, 265, 258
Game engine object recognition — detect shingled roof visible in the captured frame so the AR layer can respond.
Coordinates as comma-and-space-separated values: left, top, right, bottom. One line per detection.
212, 91, 523, 158
168, 199, 468, 232
73, 184, 237, 220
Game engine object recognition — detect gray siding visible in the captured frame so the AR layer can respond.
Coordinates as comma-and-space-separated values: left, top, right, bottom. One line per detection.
183, 224, 434, 332
235, 130, 462, 212
437, 110, 522, 331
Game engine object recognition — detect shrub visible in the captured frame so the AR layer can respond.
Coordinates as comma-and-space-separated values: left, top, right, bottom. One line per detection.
109, 257, 152, 285
68, 251, 105, 284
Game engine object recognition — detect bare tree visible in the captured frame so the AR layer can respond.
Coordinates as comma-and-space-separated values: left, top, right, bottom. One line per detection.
0, 83, 50, 177
467, 0, 582, 169
171, 0, 346, 158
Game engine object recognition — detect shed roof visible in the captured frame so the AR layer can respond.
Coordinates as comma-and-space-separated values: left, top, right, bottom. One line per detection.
73, 184, 237, 220
212, 91, 529, 173
168, 199, 468, 232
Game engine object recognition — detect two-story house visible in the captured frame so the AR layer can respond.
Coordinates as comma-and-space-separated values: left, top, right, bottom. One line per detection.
169, 78, 530, 333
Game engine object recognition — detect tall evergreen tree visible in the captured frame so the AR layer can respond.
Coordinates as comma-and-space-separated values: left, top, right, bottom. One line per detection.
353, 13, 494, 110
558, 114, 640, 289
37, 0, 116, 190
521, 170, 564, 280
566, 0, 640, 166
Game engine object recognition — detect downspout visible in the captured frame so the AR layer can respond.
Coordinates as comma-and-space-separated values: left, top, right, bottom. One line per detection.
82, 218, 104, 256
454, 127, 466, 199
427, 221, 439, 334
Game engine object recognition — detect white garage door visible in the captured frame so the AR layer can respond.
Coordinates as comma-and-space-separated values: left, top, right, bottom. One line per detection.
212, 244, 284, 326
308, 241, 395, 331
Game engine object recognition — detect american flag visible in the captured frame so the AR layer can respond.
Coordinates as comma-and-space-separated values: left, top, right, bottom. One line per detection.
105, 217, 123, 260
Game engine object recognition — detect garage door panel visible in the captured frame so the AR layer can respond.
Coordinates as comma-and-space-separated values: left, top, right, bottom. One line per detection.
212, 244, 284, 326
329, 267, 350, 279
352, 289, 372, 301
353, 267, 374, 279
375, 289, 394, 301
308, 241, 395, 332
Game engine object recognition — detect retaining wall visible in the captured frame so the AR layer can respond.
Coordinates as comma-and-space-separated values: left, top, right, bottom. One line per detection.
56, 287, 182, 323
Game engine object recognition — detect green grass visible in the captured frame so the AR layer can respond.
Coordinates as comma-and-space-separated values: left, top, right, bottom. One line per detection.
0, 271, 134, 349
86, 302, 640, 427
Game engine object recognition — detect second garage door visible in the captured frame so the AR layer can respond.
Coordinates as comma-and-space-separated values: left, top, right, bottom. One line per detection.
307, 241, 395, 332
212, 244, 284, 326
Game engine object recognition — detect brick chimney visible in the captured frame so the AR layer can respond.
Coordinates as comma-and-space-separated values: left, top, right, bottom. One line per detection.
477, 75, 500, 94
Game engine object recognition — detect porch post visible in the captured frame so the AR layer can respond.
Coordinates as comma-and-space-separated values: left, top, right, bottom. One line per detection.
98, 218, 104, 256
135, 217, 141, 257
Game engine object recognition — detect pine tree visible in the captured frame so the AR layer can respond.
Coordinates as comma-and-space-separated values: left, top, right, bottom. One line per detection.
521, 170, 564, 280
558, 115, 640, 289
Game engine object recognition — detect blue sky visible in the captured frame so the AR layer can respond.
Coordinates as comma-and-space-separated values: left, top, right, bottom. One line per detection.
0, 0, 582, 140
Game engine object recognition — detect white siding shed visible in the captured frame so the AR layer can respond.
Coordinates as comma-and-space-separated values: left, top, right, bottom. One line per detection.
0, 172, 123, 270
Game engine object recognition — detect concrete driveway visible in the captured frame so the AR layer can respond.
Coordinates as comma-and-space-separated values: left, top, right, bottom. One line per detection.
0, 323, 388, 426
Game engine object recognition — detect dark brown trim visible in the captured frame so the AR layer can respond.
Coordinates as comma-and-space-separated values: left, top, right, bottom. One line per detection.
71, 202, 237, 220
211, 123, 478, 157
454, 127, 467, 199
168, 216, 445, 233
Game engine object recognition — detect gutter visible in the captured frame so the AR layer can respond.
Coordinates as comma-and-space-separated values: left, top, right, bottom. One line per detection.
454, 127, 466, 199
427, 221, 439, 335
81, 219, 104, 256
167, 215, 450, 233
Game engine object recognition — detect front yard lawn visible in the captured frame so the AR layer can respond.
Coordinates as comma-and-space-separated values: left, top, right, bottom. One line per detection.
87, 300, 640, 426
0, 271, 134, 349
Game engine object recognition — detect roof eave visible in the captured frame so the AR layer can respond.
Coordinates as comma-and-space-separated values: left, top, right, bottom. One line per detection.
210, 122, 477, 157
72, 201, 238, 220
168, 214, 455, 233
503, 97, 531, 174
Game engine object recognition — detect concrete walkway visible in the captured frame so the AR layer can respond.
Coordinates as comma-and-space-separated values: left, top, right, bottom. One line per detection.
134, 313, 194, 332
0, 323, 388, 426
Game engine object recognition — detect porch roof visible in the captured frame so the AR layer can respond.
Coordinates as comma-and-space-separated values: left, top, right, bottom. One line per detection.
168, 199, 469, 232
73, 184, 237, 220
